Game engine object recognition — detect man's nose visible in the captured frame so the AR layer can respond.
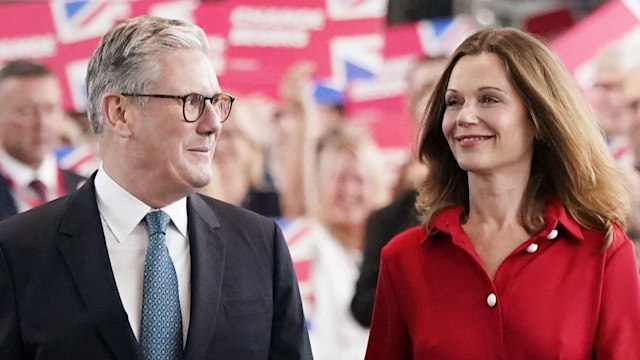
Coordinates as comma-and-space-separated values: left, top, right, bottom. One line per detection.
197, 101, 223, 134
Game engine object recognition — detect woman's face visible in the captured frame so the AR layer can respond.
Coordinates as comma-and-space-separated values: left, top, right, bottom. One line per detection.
441, 52, 536, 176
322, 150, 370, 228
214, 121, 254, 173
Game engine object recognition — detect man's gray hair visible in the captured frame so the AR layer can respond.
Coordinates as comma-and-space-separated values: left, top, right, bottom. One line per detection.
86, 16, 209, 137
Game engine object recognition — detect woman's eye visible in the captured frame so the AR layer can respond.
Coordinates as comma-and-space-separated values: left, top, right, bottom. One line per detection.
482, 96, 498, 103
445, 98, 459, 106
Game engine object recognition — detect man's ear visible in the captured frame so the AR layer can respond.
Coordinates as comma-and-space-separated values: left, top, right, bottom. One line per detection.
101, 93, 132, 138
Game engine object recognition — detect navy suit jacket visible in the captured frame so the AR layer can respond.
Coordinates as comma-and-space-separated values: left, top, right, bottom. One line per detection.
0, 169, 86, 222
0, 176, 312, 359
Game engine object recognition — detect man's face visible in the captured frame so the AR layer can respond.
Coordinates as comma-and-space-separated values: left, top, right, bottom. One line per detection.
587, 68, 630, 135
121, 48, 223, 195
0, 75, 63, 168
623, 68, 640, 127
622, 68, 640, 159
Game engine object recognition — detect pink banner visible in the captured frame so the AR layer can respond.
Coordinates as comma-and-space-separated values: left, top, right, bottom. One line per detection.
0, 0, 474, 151
551, 0, 640, 77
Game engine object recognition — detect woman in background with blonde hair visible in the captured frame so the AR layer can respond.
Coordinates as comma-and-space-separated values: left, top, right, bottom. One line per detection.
284, 122, 389, 360
366, 27, 640, 359
201, 97, 281, 217
311, 124, 389, 251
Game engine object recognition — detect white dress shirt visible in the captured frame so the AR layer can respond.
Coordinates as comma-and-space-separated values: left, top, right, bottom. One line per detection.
0, 150, 60, 212
94, 166, 191, 344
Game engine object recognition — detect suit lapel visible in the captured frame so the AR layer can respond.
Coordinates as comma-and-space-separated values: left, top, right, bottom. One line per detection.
183, 194, 225, 360
57, 176, 143, 360
0, 174, 18, 221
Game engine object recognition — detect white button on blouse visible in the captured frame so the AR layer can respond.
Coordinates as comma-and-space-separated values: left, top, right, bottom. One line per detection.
526, 243, 539, 253
547, 229, 558, 240
487, 293, 497, 307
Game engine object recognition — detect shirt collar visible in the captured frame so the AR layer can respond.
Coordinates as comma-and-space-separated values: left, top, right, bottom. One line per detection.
543, 197, 584, 241
425, 206, 464, 245
0, 150, 59, 189
95, 165, 188, 242
425, 197, 585, 245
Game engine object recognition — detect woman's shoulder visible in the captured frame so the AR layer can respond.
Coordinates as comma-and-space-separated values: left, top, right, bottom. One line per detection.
549, 197, 632, 250
382, 225, 428, 257
604, 223, 634, 256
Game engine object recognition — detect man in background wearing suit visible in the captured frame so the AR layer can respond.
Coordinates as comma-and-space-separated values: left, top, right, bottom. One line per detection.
0, 16, 312, 360
351, 56, 448, 327
0, 60, 85, 221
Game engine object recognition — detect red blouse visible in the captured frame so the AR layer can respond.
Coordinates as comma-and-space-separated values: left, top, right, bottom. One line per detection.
366, 199, 640, 359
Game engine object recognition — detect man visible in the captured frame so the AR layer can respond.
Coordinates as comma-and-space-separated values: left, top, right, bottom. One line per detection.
591, 43, 640, 244
0, 16, 312, 360
351, 56, 448, 327
586, 42, 636, 168
623, 62, 640, 169
621, 62, 640, 253
0, 60, 85, 221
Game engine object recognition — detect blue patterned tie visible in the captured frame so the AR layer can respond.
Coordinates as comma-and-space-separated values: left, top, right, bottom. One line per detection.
141, 211, 183, 360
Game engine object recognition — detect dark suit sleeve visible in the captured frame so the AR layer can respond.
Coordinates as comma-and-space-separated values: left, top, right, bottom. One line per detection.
0, 246, 22, 358
269, 221, 313, 360
351, 210, 390, 327
352, 190, 419, 327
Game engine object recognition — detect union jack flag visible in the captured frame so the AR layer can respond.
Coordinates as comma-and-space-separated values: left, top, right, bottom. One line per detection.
65, 58, 89, 112
330, 34, 383, 84
416, 15, 476, 57
50, 0, 131, 44
312, 33, 383, 104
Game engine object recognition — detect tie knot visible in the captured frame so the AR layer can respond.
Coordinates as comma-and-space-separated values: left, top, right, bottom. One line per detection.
144, 210, 171, 236
28, 179, 47, 201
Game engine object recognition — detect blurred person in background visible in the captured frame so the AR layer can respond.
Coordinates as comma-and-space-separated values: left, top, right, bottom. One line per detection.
200, 97, 281, 217
283, 123, 388, 360
586, 42, 636, 167
619, 34, 640, 168
366, 28, 640, 359
621, 60, 640, 260
622, 66, 640, 144
56, 111, 101, 178
351, 56, 448, 327
586, 41, 640, 241
0, 60, 85, 221
270, 62, 344, 218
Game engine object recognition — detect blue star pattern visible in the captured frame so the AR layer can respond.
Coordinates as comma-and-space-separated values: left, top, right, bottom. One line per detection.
141, 210, 183, 360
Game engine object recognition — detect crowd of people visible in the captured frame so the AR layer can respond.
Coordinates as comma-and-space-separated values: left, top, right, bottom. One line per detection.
0, 14, 639, 360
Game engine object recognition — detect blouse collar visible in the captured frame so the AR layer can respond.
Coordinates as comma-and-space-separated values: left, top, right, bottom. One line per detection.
425, 197, 585, 245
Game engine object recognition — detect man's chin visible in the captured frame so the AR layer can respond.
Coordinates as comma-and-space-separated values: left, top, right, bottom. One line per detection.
14, 152, 46, 168
190, 173, 212, 189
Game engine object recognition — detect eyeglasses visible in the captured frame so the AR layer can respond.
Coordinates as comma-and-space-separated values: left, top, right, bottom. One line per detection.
121, 92, 235, 123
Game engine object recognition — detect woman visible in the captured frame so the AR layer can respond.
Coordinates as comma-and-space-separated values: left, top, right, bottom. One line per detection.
283, 123, 388, 360
366, 28, 640, 359
201, 97, 281, 217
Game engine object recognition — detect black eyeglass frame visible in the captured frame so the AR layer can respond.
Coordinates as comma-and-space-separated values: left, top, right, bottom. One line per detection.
121, 92, 235, 123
